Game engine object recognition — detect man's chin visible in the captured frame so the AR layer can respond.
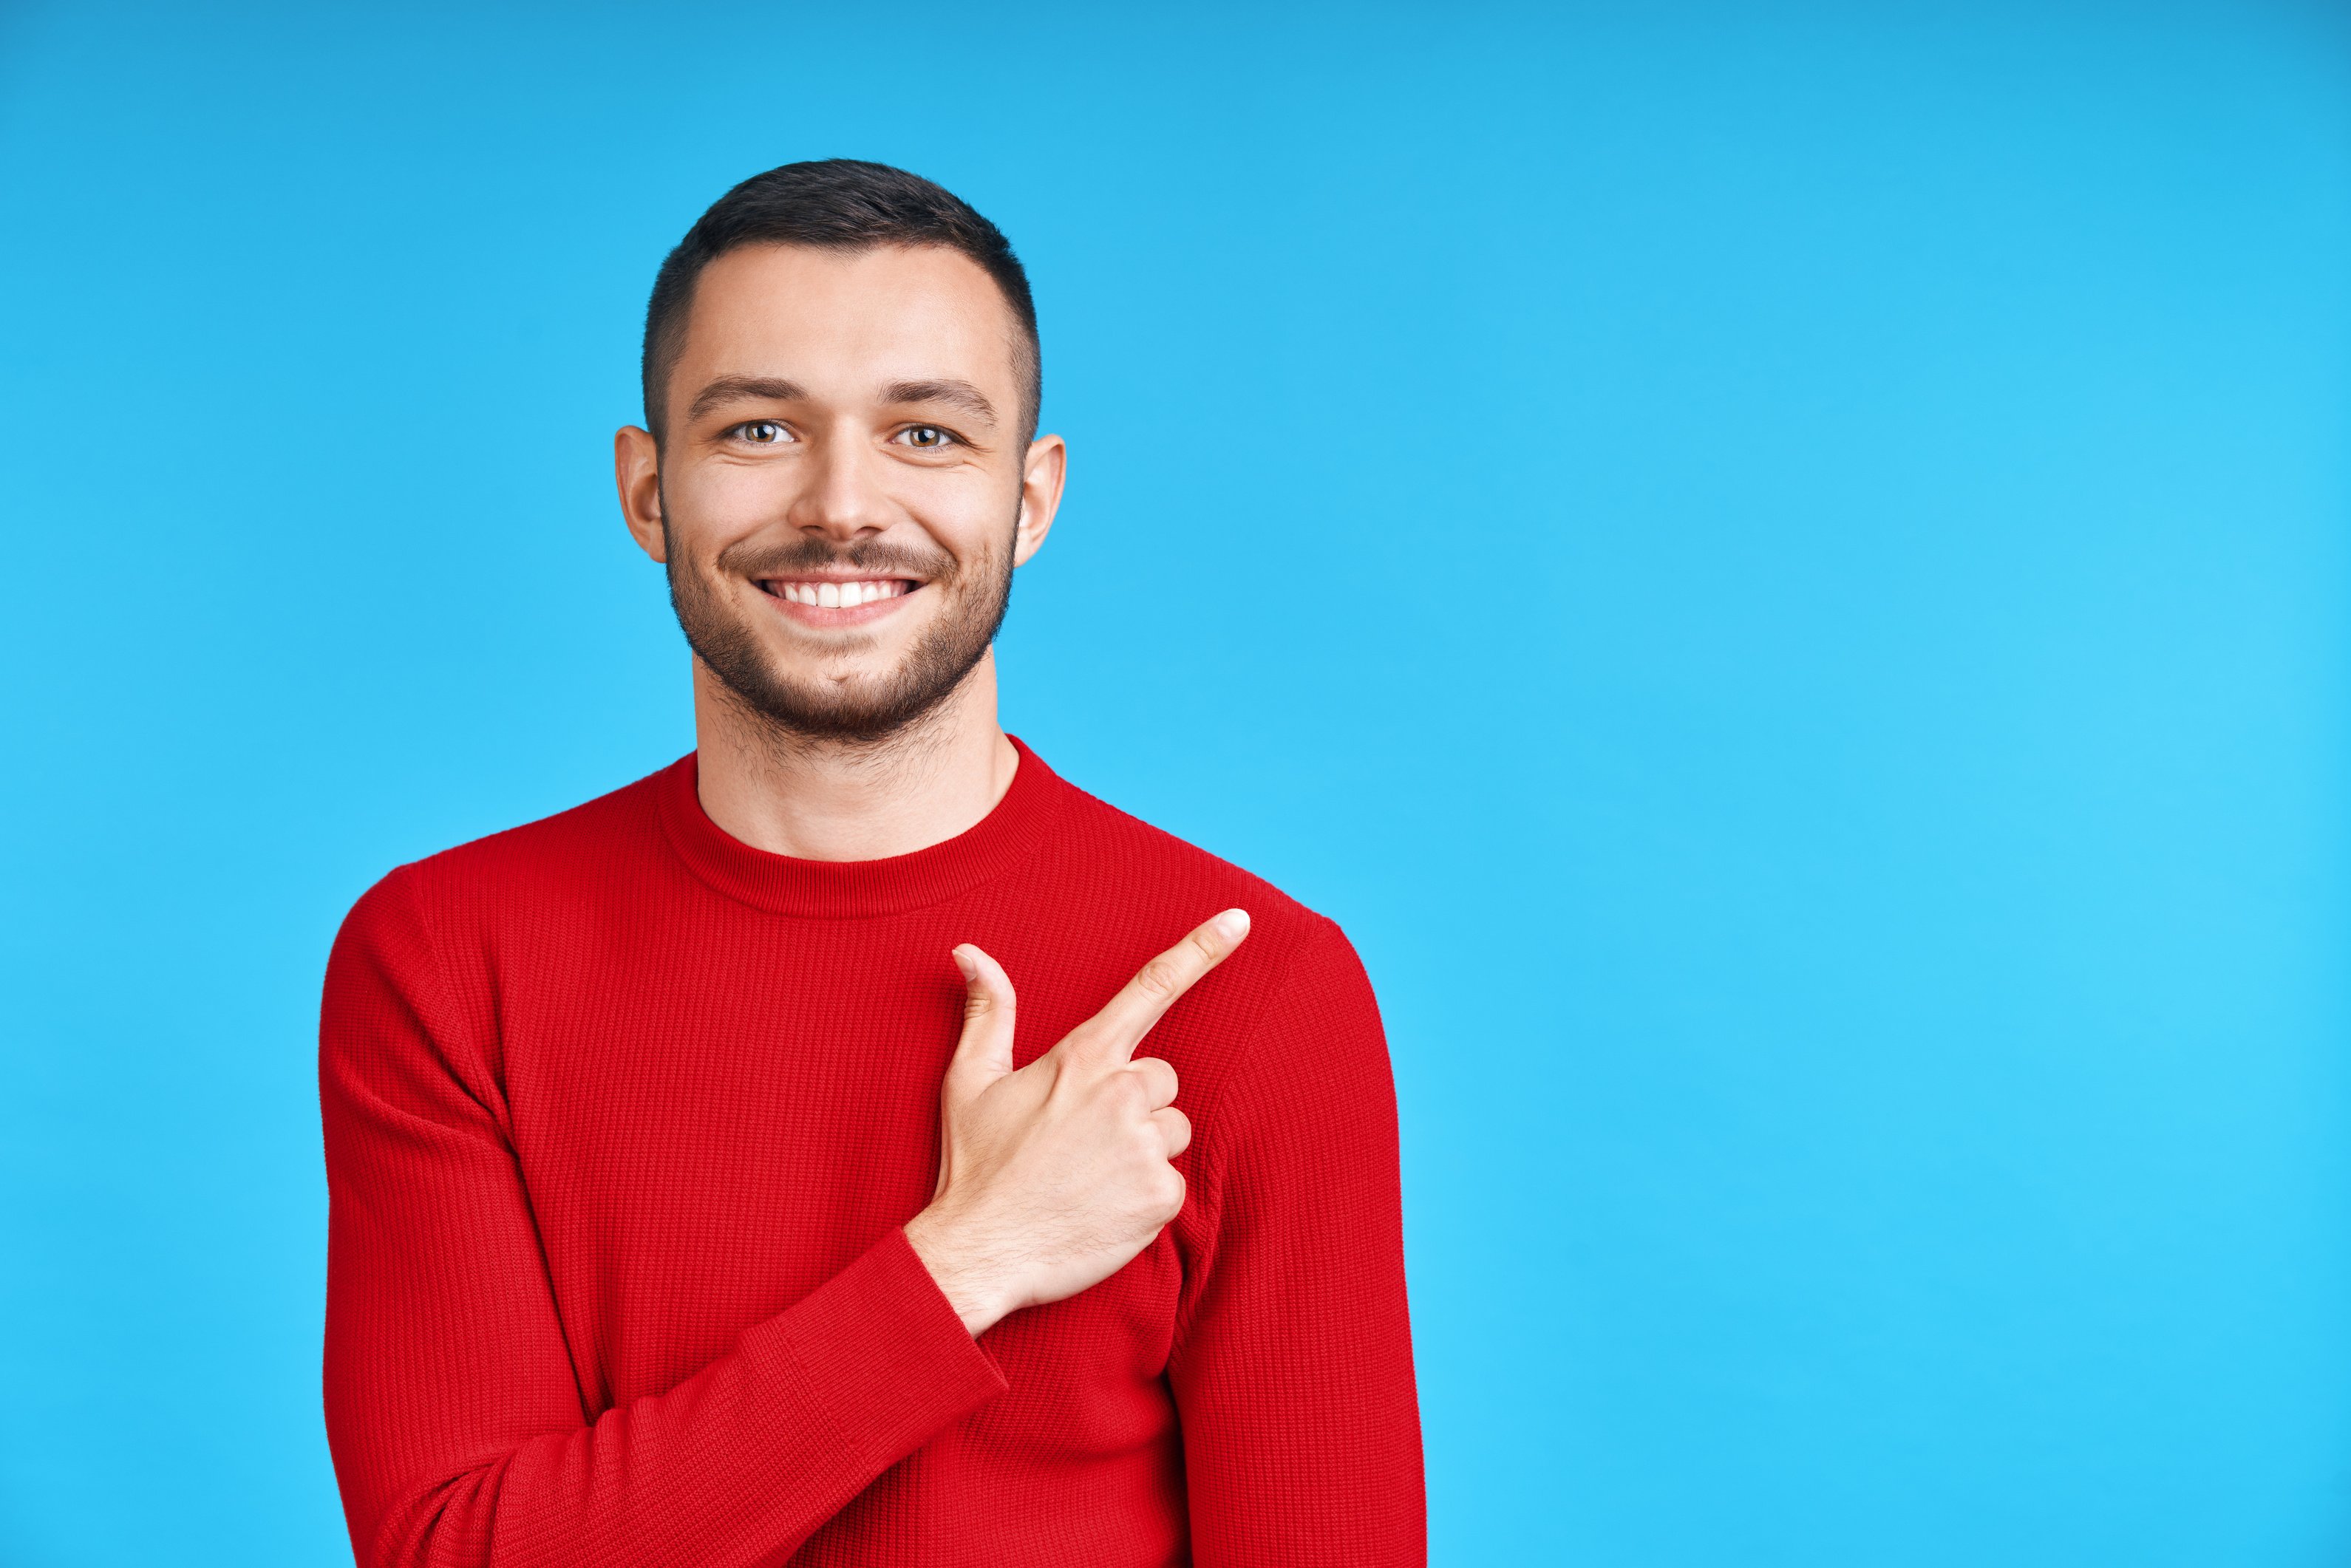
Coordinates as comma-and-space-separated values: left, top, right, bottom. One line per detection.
707, 655, 975, 745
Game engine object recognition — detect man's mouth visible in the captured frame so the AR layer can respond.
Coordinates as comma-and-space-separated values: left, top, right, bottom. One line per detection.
755, 575, 922, 624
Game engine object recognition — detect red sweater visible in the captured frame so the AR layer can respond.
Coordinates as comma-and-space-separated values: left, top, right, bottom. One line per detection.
319, 740, 1422, 1567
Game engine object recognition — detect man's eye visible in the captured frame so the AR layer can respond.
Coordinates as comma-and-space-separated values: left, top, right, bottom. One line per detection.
899, 425, 953, 449
735, 420, 791, 444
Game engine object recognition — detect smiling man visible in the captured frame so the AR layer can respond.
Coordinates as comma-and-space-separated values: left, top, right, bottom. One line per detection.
319, 161, 1421, 1568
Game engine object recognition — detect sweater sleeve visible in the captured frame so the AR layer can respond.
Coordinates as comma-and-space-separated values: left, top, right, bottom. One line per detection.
1166, 921, 1426, 1567
319, 869, 1006, 1568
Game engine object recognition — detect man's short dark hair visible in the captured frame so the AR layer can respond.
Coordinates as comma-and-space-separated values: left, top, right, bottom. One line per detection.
642, 159, 1041, 446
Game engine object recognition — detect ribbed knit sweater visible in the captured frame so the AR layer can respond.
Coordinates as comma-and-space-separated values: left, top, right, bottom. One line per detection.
319, 740, 1422, 1567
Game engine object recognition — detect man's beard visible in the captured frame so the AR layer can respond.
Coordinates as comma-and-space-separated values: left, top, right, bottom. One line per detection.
664, 523, 1015, 745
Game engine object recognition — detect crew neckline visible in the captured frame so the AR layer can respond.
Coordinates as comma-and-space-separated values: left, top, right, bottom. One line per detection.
654, 736, 1066, 920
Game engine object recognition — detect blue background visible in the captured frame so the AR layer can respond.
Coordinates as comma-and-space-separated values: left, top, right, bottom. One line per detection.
3, 3, 2347, 1563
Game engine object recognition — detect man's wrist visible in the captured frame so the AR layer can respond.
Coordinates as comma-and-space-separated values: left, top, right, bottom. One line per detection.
904, 1207, 1013, 1338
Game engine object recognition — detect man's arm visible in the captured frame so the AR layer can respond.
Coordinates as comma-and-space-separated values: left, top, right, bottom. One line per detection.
1168, 921, 1426, 1567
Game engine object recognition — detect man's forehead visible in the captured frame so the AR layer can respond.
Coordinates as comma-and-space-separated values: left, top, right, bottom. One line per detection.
686, 243, 1016, 366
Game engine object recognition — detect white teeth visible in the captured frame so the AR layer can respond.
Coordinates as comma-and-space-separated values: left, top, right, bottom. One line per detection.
777, 579, 904, 608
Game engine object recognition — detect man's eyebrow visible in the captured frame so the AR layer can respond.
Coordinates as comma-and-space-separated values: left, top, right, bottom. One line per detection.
687, 376, 808, 422
881, 379, 997, 423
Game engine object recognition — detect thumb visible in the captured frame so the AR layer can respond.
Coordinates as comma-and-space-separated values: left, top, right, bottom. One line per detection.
945, 943, 1018, 1093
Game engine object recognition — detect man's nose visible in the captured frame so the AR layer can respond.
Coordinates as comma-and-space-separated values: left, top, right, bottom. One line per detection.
787, 431, 891, 542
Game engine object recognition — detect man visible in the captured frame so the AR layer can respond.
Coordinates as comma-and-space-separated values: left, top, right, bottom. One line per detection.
319, 160, 1421, 1568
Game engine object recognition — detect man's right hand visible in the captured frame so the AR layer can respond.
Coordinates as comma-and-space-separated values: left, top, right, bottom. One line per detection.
904, 908, 1252, 1337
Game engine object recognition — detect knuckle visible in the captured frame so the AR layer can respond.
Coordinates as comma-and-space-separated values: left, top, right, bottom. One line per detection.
1154, 1168, 1187, 1216
1133, 955, 1180, 999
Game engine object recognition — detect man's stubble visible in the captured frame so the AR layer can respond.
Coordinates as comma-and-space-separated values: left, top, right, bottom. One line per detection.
661, 508, 1016, 748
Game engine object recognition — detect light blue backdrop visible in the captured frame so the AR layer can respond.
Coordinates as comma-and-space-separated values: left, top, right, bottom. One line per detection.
3, 4, 2346, 1564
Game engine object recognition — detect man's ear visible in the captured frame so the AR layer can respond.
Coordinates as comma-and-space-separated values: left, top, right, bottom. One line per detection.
615, 426, 667, 564
1013, 433, 1068, 567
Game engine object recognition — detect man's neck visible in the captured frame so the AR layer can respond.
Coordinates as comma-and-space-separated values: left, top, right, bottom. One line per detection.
689, 651, 1021, 863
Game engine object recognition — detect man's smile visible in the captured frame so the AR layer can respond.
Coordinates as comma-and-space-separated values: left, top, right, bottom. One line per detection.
756, 573, 922, 627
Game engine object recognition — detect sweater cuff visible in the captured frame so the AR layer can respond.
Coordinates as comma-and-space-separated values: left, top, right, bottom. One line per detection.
748, 1228, 1007, 1470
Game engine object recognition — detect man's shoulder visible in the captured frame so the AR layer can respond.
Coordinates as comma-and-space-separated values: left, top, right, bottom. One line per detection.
1035, 771, 1340, 954
341, 759, 680, 937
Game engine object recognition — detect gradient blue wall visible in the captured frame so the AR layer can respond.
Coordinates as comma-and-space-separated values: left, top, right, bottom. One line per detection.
2, 4, 2346, 1564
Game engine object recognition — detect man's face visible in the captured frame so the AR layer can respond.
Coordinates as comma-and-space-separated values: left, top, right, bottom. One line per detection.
616, 243, 1064, 741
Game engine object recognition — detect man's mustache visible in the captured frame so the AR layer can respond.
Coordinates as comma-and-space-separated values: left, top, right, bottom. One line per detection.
715, 535, 960, 582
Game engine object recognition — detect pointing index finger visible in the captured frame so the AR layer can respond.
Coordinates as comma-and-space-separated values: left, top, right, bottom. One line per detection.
1082, 908, 1251, 1065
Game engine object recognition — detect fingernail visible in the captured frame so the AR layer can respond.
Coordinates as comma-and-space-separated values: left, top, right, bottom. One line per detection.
1215, 909, 1251, 940
950, 946, 977, 980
